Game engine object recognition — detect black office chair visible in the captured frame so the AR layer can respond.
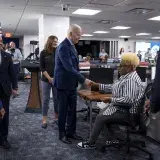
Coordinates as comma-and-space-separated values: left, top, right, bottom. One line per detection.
100, 82, 153, 160
136, 67, 147, 82
77, 68, 114, 120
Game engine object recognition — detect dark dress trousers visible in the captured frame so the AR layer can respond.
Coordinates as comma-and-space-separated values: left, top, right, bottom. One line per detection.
0, 51, 17, 143
151, 53, 160, 113
54, 38, 85, 137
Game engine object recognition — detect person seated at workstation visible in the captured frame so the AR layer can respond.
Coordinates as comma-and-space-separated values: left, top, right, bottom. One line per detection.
99, 48, 108, 62
77, 53, 144, 149
79, 53, 92, 67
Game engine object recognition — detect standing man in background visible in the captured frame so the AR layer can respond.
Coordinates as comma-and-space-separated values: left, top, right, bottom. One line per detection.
0, 41, 18, 149
6, 42, 22, 92
54, 24, 93, 144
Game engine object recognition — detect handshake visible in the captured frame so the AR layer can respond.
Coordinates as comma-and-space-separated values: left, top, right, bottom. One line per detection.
84, 79, 99, 91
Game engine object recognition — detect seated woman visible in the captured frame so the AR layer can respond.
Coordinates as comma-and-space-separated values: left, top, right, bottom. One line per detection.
78, 53, 145, 149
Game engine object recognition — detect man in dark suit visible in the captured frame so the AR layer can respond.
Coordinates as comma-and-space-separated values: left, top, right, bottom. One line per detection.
0, 42, 18, 149
144, 52, 160, 114
54, 24, 93, 144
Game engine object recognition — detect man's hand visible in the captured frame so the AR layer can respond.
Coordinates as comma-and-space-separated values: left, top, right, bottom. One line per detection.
0, 108, 5, 119
91, 83, 99, 91
144, 99, 150, 112
100, 97, 111, 103
48, 77, 53, 84
12, 89, 18, 96
84, 79, 94, 87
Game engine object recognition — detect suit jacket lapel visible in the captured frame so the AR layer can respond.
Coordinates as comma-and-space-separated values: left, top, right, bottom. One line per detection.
65, 38, 78, 62
71, 46, 78, 62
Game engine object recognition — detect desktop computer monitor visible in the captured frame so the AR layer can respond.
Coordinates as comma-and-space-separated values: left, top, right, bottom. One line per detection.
89, 68, 114, 84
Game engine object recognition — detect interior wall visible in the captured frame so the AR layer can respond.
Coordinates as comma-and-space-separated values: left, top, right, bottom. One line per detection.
23, 35, 38, 58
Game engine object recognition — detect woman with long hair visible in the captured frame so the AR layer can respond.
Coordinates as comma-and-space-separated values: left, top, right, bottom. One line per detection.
40, 35, 58, 129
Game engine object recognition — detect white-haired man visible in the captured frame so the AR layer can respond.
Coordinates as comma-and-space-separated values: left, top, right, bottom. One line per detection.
78, 53, 145, 149
53, 24, 93, 144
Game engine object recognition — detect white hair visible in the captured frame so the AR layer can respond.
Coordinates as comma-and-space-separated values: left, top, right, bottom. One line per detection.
67, 24, 81, 35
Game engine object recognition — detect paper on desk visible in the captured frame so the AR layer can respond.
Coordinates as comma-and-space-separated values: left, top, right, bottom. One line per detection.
97, 102, 108, 109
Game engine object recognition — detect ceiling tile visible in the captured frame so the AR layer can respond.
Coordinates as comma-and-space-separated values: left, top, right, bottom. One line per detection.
0, 2, 25, 10
28, 0, 60, 7
0, 0, 28, 5
90, 0, 127, 6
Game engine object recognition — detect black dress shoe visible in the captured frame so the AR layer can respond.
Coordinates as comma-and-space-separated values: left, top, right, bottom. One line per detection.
0, 140, 11, 149
59, 136, 72, 144
67, 134, 83, 140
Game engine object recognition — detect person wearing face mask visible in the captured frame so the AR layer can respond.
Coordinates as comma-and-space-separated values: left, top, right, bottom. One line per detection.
40, 36, 59, 129
0, 41, 18, 149
78, 53, 144, 149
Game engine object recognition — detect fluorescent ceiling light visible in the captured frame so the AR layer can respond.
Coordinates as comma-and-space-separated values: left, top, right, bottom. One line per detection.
136, 33, 151, 36
148, 16, 160, 21
72, 9, 101, 16
111, 26, 131, 30
151, 37, 160, 39
119, 36, 131, 38
81, 34, 93, 37
93, 31, 109, 34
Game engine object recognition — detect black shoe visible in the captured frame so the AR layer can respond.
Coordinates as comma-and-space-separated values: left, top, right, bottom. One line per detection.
41, 123, 47, 129
0, 140, 11, 149
67, 134, 83, 140
59, 136, 72, 144
77, 141, 96, 149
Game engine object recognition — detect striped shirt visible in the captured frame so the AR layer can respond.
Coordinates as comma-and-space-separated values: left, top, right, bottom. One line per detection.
100, 71, 144, 116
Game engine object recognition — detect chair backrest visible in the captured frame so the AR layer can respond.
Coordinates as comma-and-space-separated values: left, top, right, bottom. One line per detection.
118, 67, 147, 82
89, 68, 114, 84
136, 82, 153, 132
136, 67, 147, 82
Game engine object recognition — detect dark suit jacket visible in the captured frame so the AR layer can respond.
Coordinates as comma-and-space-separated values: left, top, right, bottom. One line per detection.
0, 51, 17, 97
54, 38, 85, 90
151, 53, 160, 113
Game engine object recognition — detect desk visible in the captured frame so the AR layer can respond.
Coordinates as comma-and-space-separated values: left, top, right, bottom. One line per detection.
78, 90, 112, 136
21, 60, 42, 113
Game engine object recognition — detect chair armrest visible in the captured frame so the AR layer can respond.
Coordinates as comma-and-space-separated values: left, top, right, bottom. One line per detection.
113, 103, 132, 110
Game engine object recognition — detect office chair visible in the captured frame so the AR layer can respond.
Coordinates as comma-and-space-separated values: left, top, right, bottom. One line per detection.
136, 67, 147, 82
77, 68, 114, 121
118, 67, 147, 82
100, 82, 153, 160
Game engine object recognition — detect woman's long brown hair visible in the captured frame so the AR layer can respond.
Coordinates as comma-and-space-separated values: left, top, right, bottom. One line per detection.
44, 35, 58, 53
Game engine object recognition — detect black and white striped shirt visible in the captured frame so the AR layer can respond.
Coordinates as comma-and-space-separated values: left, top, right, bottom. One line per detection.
100, 71, 144, 116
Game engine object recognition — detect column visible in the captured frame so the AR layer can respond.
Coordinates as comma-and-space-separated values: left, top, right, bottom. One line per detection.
39, 15, 70, 52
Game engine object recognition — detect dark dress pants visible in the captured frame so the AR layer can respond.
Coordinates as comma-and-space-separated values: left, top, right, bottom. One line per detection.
0, 85, 10, 143
57, 89, 77, 137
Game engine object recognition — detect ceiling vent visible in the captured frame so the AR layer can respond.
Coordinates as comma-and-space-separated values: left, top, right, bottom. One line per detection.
97, 20, 119, 24
126, 8, 154, 15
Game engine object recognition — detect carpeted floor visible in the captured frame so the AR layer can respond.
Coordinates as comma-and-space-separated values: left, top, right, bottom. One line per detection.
0, 82, 160, 160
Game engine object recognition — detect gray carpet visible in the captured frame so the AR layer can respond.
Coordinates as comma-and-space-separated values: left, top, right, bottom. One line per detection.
0, 82, 160, 160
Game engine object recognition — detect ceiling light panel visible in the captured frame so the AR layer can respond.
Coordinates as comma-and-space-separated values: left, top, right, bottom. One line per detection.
136, 33, 151, 36
148, 16, 160, 21
119, 36, 131, 38
94, 31, 109, 33
72, 9, 101, 15
81, 34, 93, 37
111, 26, 131, 30
151, 37, 160, 39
